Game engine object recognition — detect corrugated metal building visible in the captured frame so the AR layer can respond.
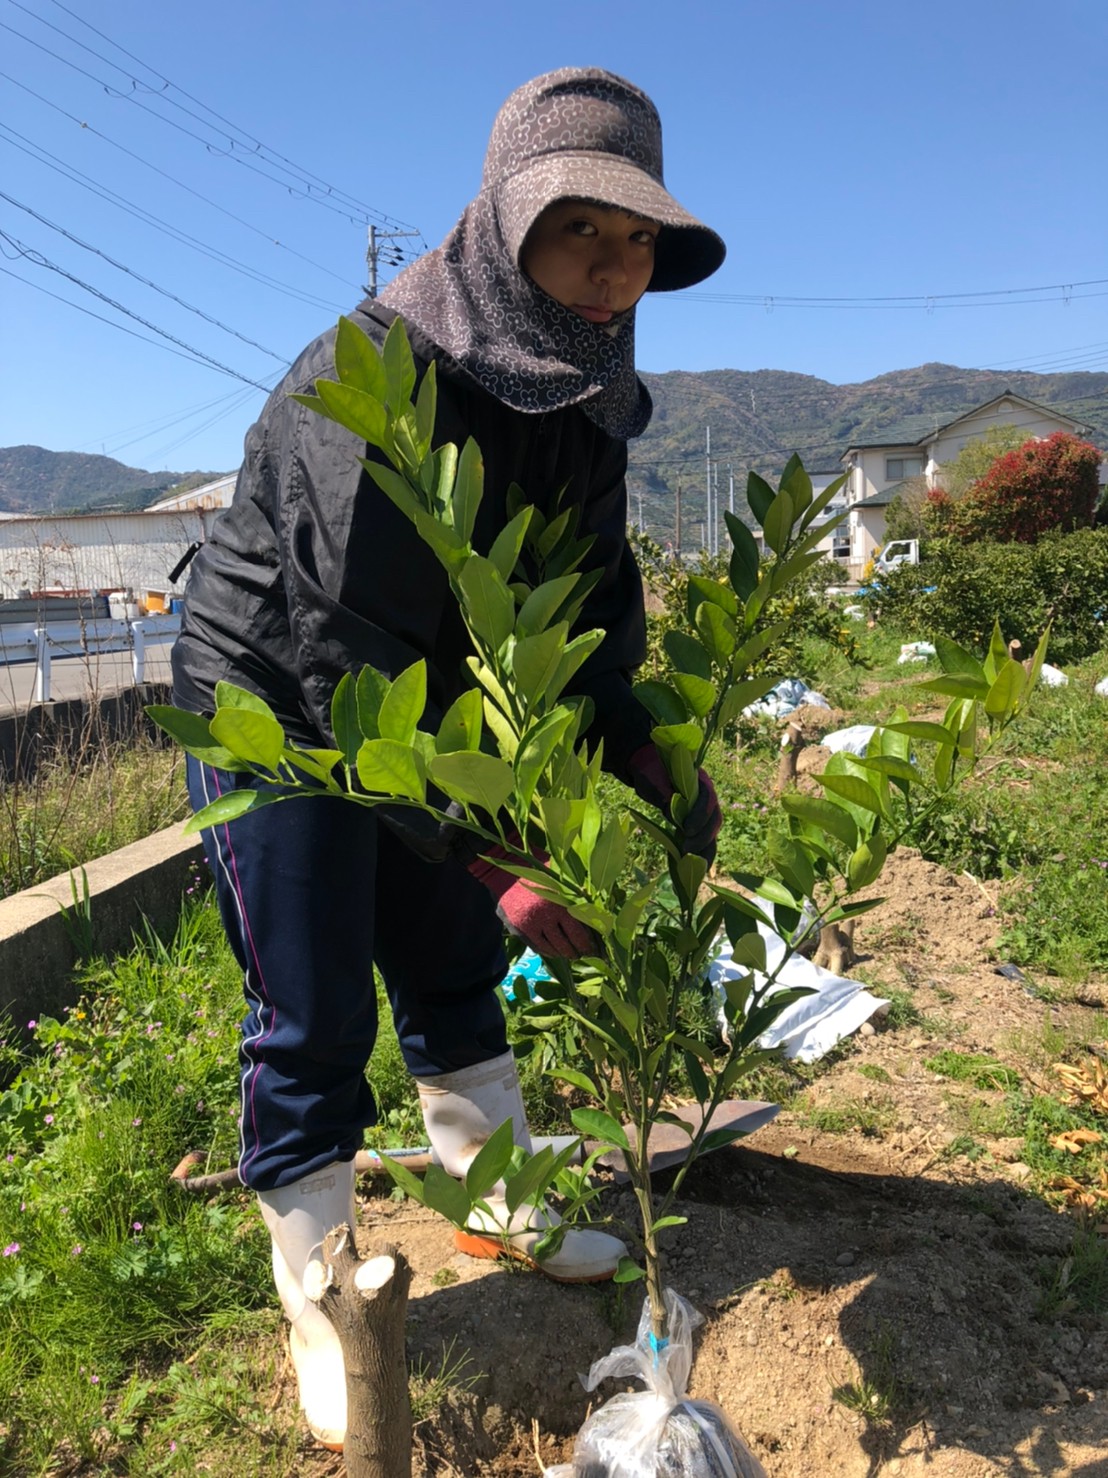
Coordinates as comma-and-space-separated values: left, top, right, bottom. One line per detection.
145, 473, 237, 514
0, 508, 222, 603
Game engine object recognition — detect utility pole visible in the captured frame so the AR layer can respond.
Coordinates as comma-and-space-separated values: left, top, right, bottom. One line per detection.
365, 224, 422, 298
713, 461, 720, 557
675, 479, 682, 556
705, 426, 712, 554
728, 464, 735, 517
636, 490, 644, 531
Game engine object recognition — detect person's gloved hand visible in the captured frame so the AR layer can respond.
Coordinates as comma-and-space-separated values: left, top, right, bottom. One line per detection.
468, 845, 596, 960
627, 743, 722, 864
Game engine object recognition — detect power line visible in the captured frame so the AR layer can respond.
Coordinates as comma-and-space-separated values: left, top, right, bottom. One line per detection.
1, 11, 419, 242
0, 122, 348, 314
3, 261, 276, 463
1, 260, 265, 381
0, 187, 292, 363
24, 0, 424, 241
678, 279, 1108, 311
142, 388, 262, 467
1, 233, 273, 389
0, 68, 362, 290
74, 384, 261, 458
983, 340, 1108, 374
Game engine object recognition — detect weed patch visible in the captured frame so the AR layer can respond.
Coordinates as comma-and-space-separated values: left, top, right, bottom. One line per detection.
794, 1093, 895, 1138
924, 1050, 1021, 1091
1, 724, 187, 901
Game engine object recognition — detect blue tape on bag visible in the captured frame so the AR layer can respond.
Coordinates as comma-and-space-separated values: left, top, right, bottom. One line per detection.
648, 1331, 670, 1368
498, 947, 555, 1002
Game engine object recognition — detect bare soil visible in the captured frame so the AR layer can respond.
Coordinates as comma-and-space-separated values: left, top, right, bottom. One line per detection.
298, 851, 1108, 1477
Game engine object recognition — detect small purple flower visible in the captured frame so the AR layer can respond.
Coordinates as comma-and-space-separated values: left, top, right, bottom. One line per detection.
132, 1118, 142, 1128
44, 1114, 54, 1125
3, 1243, 19, 1257
132, 1221, 143, 1233
27, 1020, 37, 1031
169, 1440, 177, 1453
89, 1374, 99, 1385
71, 1244, 83, 1256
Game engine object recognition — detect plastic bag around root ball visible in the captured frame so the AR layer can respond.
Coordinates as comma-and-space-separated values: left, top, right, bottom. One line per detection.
545, 1289, 768, 1478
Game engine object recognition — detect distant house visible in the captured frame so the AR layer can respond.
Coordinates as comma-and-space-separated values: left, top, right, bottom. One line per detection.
838, 391, 1092, 577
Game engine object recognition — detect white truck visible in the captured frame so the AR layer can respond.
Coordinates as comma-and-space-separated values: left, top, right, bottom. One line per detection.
874, 538, 919, 574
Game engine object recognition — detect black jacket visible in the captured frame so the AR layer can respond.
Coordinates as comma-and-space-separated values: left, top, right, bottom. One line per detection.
172, 300, 654, 790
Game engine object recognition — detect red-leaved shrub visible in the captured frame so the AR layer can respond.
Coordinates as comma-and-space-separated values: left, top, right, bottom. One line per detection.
945, 432, 1102, 543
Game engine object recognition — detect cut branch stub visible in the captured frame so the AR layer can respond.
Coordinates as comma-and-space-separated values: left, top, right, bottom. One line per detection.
307, 1228, 414, 1478
813, 917, 856, 975
773, 720, 804, 796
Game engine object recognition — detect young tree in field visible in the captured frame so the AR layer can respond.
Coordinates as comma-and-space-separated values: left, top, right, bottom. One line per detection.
152, 321, 1043, 1475
941, 425, 1030, 501
943, 431, 1102, 544
884, 474, 931, 541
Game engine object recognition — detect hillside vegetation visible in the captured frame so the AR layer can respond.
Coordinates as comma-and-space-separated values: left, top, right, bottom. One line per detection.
4, 360, 1105, 529
0, 446, 221, 515
633, 360, 1108, 543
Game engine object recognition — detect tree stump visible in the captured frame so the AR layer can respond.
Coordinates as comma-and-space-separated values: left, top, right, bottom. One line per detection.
304, 1228, 413, 1478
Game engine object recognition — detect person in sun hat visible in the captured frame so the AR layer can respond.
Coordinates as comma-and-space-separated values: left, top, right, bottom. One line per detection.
171, 66, 725, 1450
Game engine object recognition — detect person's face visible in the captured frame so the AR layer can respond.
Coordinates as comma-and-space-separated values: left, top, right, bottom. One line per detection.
520, 200, 658, 323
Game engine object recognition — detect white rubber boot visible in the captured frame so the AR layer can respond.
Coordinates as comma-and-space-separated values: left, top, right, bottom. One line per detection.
417, 1051, 625, 1283
256, 1160, 357, 1450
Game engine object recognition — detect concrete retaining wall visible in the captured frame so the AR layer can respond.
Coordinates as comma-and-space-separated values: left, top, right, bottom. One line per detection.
0, 824, 205, 1036
0, 682, 173, 783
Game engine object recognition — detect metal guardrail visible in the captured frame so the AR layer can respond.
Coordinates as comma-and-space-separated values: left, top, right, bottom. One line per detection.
0, 614, 180, 702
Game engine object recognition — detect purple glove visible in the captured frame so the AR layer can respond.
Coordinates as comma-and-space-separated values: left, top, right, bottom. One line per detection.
468, 845, 596, 960
628, 743, 722, 864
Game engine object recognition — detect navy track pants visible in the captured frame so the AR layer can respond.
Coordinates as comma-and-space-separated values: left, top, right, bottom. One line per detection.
188, 757, 510, 1190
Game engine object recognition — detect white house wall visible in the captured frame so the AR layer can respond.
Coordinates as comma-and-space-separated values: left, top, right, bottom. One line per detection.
845, 445, 920, 506
0, 510, 220, 601
925, 403, 1074, 478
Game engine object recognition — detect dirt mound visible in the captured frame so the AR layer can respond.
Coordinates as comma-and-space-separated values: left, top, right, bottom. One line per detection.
294, 850, 1108, 1476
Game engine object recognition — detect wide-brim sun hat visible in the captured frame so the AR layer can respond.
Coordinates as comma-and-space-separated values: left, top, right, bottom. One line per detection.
486, 68, 726, 294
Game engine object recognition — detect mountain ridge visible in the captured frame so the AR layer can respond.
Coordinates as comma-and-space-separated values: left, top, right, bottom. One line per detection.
3, 362, 1105, 539
631, 360, 1108, 541
0, 446, 221, 515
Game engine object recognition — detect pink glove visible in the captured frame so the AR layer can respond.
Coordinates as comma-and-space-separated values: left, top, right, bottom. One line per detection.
468, 845, 596, 960
627, 743, 722, 864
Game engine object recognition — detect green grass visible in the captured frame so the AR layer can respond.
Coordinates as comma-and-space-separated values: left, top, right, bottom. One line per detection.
1, 729, 188, 902
831, 1323, 908, 1425
856, 1063, 892, 1084
0, 896, 284, 1474
409, 1338, 479, 1424
1039, 1227, 1108, 1318
923, 1050, 1021, 1092
793, 1092, 896, 1138
0, 895, 555, 1474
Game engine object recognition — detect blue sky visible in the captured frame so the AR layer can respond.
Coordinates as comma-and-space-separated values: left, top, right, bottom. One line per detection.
2, 0, 1106, 474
